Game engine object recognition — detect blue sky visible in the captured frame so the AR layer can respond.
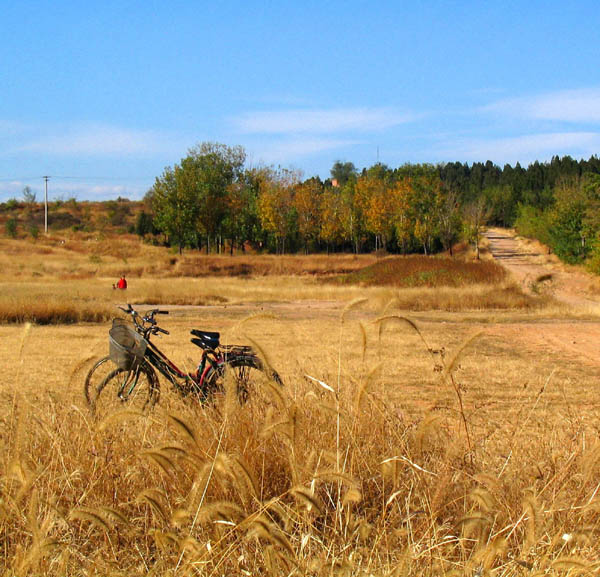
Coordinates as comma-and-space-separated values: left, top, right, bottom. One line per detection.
2, 0, 600, 200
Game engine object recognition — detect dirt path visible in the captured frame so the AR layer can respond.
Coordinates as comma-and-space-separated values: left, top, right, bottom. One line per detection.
485, 227, 600, 310
485, 227, 600, 368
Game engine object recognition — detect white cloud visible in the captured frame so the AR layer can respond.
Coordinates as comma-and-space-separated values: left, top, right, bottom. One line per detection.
234, 107, 416, 135
12, 124, 180, 157
436, 132, 600, 165
251, 137, 359, 164
0, 178, 149, 201
484, 88, 600, 123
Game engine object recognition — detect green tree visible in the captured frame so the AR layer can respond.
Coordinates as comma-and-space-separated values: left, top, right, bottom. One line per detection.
483, 184, 515, 226
330, 161, 356, 187
514, 204, 552, 247
223, 168, 261, 254
581, 173, 600, 253
151, 165, 198, 254
5, 217, 18, 238
463, 197, 490, 259
151, 142, 247, 254
186, 142, 246, 253
135, 211, 155, 237
548, 178, 588, 263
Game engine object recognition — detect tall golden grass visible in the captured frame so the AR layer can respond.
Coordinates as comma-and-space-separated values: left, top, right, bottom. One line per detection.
1, 308, 599, 575
0, 276, 552, 325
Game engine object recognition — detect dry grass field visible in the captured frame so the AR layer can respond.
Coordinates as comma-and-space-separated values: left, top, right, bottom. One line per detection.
2, 234, 600, 576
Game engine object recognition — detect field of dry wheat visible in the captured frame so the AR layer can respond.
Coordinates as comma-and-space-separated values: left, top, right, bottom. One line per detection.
1, 237, 600, 575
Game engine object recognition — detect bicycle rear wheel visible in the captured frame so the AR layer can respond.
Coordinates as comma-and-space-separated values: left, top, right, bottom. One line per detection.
89, 361, 159, 418
208, 355, 282, 404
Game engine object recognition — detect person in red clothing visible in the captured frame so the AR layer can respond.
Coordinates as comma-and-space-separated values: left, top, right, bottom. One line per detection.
116, 275, 127, 290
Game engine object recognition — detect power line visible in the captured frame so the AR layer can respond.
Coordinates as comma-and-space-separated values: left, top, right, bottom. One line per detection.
51, 175, 152, 181
0, 175, 152, 182
0, 176, 47, 182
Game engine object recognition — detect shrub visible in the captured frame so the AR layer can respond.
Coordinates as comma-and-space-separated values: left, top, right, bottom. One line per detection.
49, 211, 80, 230
585, 241, 600, 275
28, 223, 40, 239
4, 198, 19, 210
335, 255, 507, 288
514, 204, 552, 246
135, 211, 156, 236
5, 217, 17, 238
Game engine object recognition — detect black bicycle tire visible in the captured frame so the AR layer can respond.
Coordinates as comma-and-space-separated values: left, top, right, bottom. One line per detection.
91, 361, 160, 416
206, 355, 282, 403
84, 355, 113, 408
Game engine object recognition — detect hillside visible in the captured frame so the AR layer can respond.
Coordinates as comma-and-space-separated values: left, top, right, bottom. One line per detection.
0, 197, 147, 238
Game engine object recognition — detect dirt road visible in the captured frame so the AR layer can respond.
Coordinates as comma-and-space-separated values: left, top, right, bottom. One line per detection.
485, 227, 600, 310
485, 227, 600, 369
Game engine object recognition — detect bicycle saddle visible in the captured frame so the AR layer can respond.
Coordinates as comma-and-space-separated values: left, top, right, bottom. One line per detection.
190, 329, 220, 350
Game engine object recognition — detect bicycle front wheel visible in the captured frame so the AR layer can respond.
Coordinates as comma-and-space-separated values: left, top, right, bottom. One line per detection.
84, 355, 115, 409
90, 361, 159, 418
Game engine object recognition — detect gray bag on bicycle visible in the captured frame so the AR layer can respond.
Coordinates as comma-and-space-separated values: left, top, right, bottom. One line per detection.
109, 319, 147, 370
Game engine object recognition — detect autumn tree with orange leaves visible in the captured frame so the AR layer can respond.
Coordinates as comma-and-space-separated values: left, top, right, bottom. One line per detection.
392, 178, 414, 254
293, 177, 323, 253
257, 168, 299, 254
355, 165, 396, 251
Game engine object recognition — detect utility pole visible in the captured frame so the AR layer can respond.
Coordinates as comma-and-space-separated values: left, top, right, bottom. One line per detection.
43, 176, 50, 234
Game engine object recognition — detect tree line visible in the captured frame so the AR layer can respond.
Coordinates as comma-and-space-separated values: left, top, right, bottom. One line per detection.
142, 142, 600, 270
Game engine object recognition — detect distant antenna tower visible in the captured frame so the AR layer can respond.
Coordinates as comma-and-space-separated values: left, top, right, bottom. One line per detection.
377, 146, 380, 164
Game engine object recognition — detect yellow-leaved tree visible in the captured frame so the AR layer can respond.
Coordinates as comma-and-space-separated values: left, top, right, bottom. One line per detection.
355, 168, 395, 251
293, 177, 323, 253
257, 168, 299, 254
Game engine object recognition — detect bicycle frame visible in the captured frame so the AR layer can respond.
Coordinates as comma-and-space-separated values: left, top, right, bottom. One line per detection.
142, 337, 224, 392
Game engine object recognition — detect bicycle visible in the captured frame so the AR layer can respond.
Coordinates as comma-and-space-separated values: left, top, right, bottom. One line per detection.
84, 304, 282, 416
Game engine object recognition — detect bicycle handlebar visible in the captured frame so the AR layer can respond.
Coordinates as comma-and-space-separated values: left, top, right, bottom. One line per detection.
117, 304, 170, 337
